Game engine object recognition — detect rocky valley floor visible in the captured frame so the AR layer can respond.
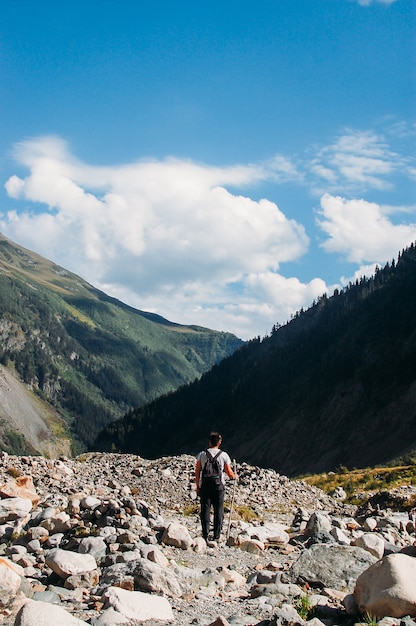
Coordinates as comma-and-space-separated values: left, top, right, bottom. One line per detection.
0, 452, 415, 626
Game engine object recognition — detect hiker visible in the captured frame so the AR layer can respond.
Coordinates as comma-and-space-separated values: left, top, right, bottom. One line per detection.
195, 432, 237, 542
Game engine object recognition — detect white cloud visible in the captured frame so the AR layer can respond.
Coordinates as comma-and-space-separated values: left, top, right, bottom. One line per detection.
354, 0, 399, 6
310, 130, 402, 193
1, 136, 315, 339
3, 129, 413, 339
317, 193, 416, 264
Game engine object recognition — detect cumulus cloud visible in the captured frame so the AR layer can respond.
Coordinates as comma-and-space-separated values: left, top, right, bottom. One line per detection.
1, 136, 317, 339
317, 193, 416, 264
3, 130, 413, 338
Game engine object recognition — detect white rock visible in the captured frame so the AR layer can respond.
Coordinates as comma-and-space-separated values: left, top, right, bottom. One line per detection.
244, 522, 289, 544
193, 536, 207, 554
45, 548, 97, 579
141, 545, 169, 567
363, 517, 378, 532
0, 557, 22, 606
54, 460, 74, 476
102, 586, 173, 621
40, 512, 72, 533
330, 527, 351, 545
354, 553, 416, 618
14, 599, 86, 625
0, 497, 32, 523
81, 495, 101, 510
240, 539, 265, 554
162, 522, 193, 549
219, 568, 246, 586
352, 532, 385, 559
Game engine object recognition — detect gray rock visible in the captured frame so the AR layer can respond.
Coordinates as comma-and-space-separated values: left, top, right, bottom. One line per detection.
91, 607, 129, 624
282, 543, 377, 591
78, 536, 107, 559
97, 557, 181, 597
304, 512, 332, 537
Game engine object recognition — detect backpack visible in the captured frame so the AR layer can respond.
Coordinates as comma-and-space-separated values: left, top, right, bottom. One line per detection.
201, 449, 223, 489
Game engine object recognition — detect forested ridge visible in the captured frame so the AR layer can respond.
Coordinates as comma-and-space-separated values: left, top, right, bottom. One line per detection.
97, 243, 416, 476
0, 234, 242, 454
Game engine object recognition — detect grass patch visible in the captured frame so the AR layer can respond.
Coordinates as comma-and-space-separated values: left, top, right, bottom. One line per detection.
6, 467, 22, 478
230, 504, 258, 522
363, 612, 378, 626
183, 504, 199, 516
301, 464, 416, 509
294, 594, 315, 620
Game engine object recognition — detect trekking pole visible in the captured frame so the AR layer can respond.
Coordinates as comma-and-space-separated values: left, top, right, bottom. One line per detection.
226, 459, 237, 541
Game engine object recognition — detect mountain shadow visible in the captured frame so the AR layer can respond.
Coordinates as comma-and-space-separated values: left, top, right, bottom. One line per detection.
96, 243, 416, 476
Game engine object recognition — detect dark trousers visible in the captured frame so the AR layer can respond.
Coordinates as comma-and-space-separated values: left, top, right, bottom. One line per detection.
199, 484, 225, 540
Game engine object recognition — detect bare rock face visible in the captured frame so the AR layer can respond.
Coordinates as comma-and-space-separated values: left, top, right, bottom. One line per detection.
0, 451, 415, 626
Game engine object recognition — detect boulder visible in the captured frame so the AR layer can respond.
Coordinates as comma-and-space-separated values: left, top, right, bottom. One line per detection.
14, 599, 86, 625
352, 532, 385, 559
0, 497, 32, 523
282, 543, 377, 591
161, 522, 193, 549
78, 536, 107, 559
0, 557, 22, 607
240, 539, 265, 554
40, 511, 73, 534
304, 511, 332, 537
102, 586, 173, 621
97, 558, 182, 597
354, 553, 416, 618
0, 476, 40, 506
45, 548, 97, 579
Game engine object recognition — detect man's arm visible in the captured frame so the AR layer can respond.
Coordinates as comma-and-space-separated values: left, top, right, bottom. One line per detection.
224, 463, 237, 480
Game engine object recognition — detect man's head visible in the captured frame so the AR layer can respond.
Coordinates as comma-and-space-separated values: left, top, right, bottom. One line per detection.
209, 432, 222, 447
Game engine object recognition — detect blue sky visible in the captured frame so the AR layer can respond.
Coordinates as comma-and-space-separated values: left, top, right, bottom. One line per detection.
0, 0, 415, 339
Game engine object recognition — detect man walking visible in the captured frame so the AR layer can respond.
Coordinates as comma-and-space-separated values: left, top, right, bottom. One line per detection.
195, 432, 237, 542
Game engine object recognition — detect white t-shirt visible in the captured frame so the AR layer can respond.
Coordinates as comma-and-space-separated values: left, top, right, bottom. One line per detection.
196, 447, 232, 487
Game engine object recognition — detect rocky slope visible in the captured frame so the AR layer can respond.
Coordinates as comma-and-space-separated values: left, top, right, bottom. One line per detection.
0, 365, 71, 458
0, 453, 415, 626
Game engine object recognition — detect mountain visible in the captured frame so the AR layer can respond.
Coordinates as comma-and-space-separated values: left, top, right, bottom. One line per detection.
0, 233, 243, 454
96, 243, 416, 476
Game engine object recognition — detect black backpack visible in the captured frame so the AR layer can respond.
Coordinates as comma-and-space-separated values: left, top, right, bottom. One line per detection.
201, 449, 223, 489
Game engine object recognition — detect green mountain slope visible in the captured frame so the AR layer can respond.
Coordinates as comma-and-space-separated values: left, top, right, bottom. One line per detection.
0, 233, 243, 453
96, 243, 416, 476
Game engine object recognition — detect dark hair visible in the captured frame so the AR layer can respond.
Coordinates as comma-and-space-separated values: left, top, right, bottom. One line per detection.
209, 432, 222, 446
